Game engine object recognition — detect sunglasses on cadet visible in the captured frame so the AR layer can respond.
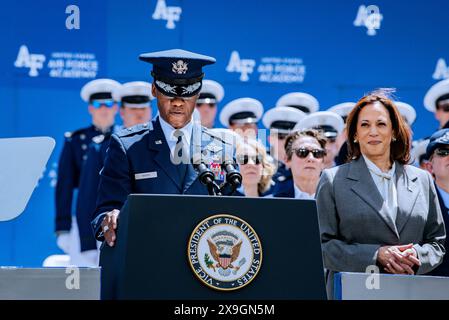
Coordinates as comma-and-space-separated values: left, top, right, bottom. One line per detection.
435, 148, 449, 157
292, 148, 326, 159
91, 99, 115, 108
236, 154, 263, 165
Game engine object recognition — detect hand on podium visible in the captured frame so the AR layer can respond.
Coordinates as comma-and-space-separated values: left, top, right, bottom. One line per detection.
56, 232, 71, 254
377, 243, 421, 275
101, 209, 120, 247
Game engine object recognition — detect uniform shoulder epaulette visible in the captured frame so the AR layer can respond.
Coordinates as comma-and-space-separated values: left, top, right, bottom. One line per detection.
116, 122, 152, 137
64, 126, 89, 139
203, 128, 229, 145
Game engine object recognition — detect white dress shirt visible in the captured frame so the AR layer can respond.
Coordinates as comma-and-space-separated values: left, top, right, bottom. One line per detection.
363, 155, 398, 223
159, 115, 193, 158
293, 184, 315, 200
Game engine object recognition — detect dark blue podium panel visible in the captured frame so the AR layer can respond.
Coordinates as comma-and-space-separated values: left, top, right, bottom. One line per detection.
100, 194, 326, 300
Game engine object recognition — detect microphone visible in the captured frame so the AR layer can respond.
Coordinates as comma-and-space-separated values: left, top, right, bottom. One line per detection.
192, 153, 215, 186
223, 160, 242, 188
195, 163, 215, 186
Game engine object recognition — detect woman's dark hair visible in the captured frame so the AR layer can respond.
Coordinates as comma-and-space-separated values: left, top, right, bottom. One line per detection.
346, 89, 411, 164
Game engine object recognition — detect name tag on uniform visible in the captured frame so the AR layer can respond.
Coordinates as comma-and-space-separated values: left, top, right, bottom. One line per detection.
135, 171, 157, 180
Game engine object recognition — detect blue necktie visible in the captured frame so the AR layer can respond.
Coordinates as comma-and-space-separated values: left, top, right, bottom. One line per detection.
173, 130, 188, 187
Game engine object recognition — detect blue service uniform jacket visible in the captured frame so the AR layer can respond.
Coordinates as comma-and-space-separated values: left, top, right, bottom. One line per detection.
92, 117, 232, 240
429, 185, 449, 276
272, 180, 295, 198
75, 132, 112, 251
271, 162, 294, 198
55, 125, 111, 233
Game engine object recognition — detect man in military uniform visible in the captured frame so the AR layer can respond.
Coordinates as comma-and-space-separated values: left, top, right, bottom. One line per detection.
426, 129, 449, 276
195, 79, 224, 128
262, 106, 306, 195
74, 81, 153, 264
424, 79, 449, 130
55, 78, 121, 265
92, 49, 233, 247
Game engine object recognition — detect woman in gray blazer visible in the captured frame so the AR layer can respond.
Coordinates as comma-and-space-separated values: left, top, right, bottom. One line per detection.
316, 91, 446, 299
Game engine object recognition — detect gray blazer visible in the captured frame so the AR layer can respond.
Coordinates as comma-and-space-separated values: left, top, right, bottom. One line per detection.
316, 156, 446, 299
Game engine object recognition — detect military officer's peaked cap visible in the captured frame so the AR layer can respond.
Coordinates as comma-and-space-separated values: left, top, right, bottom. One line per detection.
112, 81, 154, 108
424, 79, 449, 112
80, 78, 122, 102
220, 97, 264, 127
426, 128, 449, 158
139, 49, 216, 98
328, 102, 356, 123
395, 101, 416, 126
262, 106, 306, 134
197, 79, 225, 104
295, 111, 344, 139
276, 92, 319, 114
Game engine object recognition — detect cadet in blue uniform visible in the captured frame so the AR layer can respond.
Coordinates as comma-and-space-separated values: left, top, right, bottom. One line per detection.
262, 106, 306, 195
426, 129, 449, 276
55, 78, 121, 265
75, 81, 153, 260
92, 49, 233, 247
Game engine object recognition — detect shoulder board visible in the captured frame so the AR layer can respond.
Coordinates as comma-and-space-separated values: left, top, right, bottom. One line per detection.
64, 127, 90, 139
64, 126, 90, 139
116, 122, 152, 137
203, 128, 230, 145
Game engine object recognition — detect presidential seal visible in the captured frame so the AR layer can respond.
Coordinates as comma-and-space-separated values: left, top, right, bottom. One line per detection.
188, 214, 262, 291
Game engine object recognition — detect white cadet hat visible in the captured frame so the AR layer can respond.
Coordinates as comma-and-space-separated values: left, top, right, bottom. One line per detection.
328, 102, 356, 122
424, 79, 449, 112
197, 79, 225, 104
276, 92, 319, 114
112, 81, 154, 108
219, 97, 264, 127
411, 139, 430, 164
80, 78, 122, 102
395, 101, 416, 125
262, 106, 306, 134
294, 111, 345, 140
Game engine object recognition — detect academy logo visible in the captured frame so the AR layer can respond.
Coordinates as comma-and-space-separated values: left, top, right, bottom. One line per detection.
433, 58, 449, 80
14, 45, 46, 77
353, 5, 383, 36
226, 51, 256, 82
188, 214, 262, 291
152, 0, 182, 30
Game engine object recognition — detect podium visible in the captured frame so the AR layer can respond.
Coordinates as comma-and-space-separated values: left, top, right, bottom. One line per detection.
100, 194, 326, 300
